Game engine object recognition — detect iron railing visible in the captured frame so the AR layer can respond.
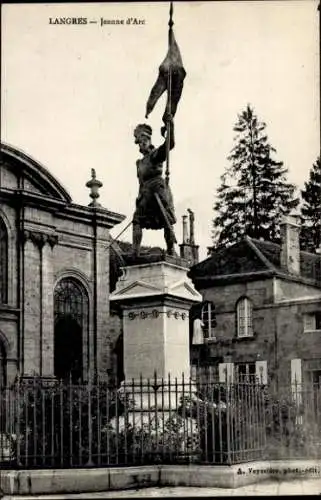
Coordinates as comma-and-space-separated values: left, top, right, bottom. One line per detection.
0, 375, 320, 468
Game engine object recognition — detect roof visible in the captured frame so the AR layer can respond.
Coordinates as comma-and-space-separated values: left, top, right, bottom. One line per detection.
1, 142, 126, 229
1, 142, 72, 203
252, 238, 321, 283
188, 236, 321, 288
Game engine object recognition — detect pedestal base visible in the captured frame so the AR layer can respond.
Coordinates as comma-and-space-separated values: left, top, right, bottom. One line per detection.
108, 376, 200, 462
109, 410, 200, 462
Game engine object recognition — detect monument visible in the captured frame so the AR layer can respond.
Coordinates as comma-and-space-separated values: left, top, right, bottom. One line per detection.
132, 120, 177, 257
110, 3, 202, 455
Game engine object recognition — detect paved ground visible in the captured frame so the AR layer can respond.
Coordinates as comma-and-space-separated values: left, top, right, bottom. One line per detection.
3, 478, 321, 498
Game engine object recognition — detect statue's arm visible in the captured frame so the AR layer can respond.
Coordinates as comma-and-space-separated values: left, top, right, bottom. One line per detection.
150, 121, 175, 165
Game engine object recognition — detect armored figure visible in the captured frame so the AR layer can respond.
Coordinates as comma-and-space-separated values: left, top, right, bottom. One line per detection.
132, 121, 177, 256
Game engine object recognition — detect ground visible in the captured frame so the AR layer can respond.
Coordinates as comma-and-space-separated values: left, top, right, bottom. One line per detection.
3, 478, 321, 498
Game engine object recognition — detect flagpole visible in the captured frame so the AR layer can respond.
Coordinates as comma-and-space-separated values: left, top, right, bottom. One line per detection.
165, 1, 174, 187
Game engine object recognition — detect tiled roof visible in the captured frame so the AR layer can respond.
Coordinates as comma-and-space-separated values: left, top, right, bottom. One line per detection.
250, 239, 280, 268
252, 238, 321, 282
188, 239, 270, 278
189, 237, 321, 286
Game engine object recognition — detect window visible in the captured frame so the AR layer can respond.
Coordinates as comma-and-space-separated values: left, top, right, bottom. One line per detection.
201, 301, 217, 340
54, 278, 89, 382
235, 362, 256, 382
54, 278, 88, 323
0, 219, 8, 304
236, 297, 253, 337
303, 312, 321, 332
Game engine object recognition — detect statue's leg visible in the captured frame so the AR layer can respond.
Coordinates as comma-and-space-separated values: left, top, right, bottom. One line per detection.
164, 226, 176, 256
133, 223, 143, 256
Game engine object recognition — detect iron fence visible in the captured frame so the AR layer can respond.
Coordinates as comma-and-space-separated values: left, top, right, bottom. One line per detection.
0, 375, 320, 469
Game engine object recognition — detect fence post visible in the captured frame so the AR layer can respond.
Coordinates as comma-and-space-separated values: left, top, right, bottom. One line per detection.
32, 377, 37, 466
87, 377, 93, 466
41, 382, 46, 466
168, 373, 172, 462
59, 379, 64, 467
97, 378, 101, 466
225, 369, 232, 465
154, 372, 159, 461
131, 377, 136, 464
16, 377, 21, 466
139, 374, 144, 463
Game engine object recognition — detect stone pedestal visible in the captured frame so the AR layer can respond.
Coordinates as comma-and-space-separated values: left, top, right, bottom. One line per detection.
110, 257, 202, 457
110, 257, 202, 407
110, 257, 202, 384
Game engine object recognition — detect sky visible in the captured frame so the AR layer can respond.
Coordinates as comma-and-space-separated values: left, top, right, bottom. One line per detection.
1, 1, 320, 260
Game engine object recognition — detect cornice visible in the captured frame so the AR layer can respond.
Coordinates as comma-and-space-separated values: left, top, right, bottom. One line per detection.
22, 229, 58, 249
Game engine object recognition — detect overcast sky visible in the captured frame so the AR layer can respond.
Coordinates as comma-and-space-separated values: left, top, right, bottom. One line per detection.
2, 1, 320, 259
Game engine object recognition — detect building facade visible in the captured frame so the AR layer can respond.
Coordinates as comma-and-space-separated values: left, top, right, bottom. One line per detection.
188, 216, 321, 387
0, 143, 125, 384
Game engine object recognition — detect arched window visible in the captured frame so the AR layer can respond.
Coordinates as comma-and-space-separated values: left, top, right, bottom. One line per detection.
236, 297, 253, 338
54, 278, 89, 382
0, 219, 8, 304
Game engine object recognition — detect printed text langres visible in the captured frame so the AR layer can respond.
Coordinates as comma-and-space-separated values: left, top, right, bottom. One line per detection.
48, 17, 145, 26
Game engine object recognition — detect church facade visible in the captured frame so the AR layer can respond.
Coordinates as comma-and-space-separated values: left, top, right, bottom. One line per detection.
0, 143, 125, 385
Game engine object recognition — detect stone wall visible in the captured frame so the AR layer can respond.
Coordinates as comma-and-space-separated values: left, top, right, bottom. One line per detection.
196, 277, 321, 385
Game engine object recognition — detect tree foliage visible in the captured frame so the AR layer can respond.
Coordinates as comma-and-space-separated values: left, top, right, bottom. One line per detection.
300, 157, 321, 253
212, 105, 299, 247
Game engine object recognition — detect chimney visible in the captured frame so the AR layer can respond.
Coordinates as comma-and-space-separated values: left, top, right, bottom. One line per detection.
187, 208, 195, 245
182, 215, 189, 244
179, 209, 199, 266
280, 214, 301, 275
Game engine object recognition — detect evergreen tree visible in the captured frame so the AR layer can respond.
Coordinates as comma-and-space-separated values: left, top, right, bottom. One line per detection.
212, 104, 299, 247
300, 157, 321, 252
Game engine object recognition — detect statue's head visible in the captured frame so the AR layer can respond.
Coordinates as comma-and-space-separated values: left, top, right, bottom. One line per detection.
134, 124, 152, 154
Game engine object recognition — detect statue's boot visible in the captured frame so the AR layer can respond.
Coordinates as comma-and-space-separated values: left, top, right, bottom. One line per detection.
165, 226, 178, 256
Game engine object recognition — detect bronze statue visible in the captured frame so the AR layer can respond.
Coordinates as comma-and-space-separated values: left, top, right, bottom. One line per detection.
132, 120, 177, 256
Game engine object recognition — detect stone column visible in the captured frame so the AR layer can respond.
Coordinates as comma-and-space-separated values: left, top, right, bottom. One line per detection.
41, 235, 58, 377
182, 215, 188, 244
95, 230, 111, 381
22, 230, 58, 379
22, 231, 42, 376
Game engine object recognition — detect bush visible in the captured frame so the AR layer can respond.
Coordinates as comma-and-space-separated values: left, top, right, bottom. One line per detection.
14, 380, 124, 467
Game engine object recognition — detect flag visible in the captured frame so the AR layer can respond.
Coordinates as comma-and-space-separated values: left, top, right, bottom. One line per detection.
145, 28, 186, 124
